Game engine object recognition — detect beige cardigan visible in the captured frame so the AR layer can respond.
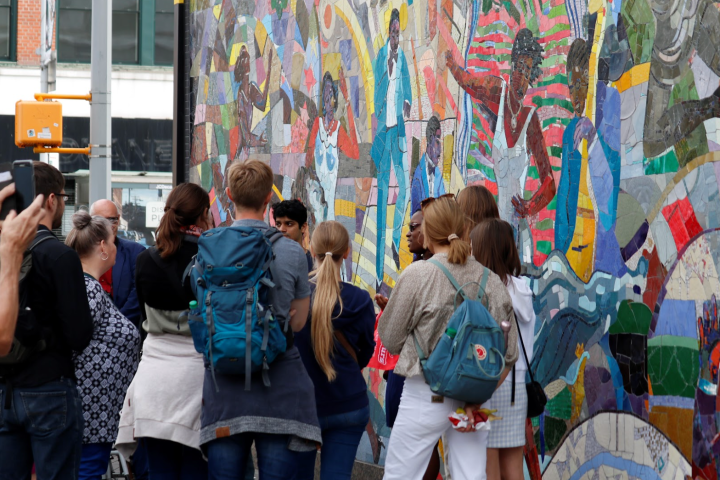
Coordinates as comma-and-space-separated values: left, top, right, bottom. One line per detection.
378, 253, 519, 378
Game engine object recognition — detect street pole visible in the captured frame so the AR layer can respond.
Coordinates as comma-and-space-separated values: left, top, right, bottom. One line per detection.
89, 0, 112, 203
39, 0, 57, 167
172, 0, 188, 186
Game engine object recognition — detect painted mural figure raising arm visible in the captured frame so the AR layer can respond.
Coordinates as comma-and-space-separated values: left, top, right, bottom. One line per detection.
446, 30, 555, 221
235, 45, 273, 158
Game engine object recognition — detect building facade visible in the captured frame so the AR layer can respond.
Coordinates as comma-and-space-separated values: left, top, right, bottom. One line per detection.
0, 0, 175, 241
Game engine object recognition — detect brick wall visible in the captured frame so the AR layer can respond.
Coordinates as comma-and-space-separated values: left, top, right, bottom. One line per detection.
16, 0, 55, 66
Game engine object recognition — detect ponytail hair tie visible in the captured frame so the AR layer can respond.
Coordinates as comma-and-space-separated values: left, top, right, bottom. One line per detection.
325, 252, 333, 256
448, 233, 459, 242
164, 206, 174, 213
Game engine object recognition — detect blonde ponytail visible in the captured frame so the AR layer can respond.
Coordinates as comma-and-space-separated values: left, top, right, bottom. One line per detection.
310, 221, 350, 381
422, 195, 471, 264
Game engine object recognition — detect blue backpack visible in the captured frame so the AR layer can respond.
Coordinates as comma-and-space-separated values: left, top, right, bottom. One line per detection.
187, 226, 287, 391
415, 259, 506, 404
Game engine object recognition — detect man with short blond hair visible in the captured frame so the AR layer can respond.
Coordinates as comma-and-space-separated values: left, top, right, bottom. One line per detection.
200, 159, 321, 480
226, 159, 274, 212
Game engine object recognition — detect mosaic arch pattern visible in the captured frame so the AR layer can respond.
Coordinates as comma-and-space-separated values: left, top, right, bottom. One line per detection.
188, 0, 720, 475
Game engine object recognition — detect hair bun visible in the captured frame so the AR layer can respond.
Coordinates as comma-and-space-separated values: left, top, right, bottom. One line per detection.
72, 210, 92, 230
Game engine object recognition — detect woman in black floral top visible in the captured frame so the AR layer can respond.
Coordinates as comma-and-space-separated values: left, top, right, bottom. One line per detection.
66, 211, 140, 480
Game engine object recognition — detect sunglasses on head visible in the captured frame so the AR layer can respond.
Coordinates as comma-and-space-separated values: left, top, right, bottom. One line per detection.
420, 193, 456, 209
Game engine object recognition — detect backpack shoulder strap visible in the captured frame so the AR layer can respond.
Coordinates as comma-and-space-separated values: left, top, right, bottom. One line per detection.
264, 227, 284, 245
475, 267, 490, 305
149, 247, 183, 293
28, 230, 55, 251
427, 258, 464, 296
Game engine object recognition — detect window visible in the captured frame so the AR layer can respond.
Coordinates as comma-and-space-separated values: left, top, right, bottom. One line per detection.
58, 0, 173, 66
113, 0, 140, 64
57, 0, 91, 63
154, 0, 173, 65
0, 0, 17, 61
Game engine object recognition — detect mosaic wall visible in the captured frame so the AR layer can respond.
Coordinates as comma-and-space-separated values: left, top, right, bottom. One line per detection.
188, 0, 720, 476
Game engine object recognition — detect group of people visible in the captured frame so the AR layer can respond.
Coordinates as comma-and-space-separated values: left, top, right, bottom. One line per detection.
0, 160, 536, 480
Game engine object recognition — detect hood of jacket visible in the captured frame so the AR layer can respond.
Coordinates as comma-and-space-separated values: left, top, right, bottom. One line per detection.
509, 276, 535, 325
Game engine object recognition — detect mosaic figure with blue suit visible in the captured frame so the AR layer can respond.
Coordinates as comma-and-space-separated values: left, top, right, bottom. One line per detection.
371, 8, 412, 283
411, 115, 446, 216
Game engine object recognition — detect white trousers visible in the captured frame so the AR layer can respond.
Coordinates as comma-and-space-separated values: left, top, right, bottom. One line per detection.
383, 376, 489, 480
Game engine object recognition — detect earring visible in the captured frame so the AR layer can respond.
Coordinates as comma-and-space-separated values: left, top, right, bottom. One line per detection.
101, 251, 109, 261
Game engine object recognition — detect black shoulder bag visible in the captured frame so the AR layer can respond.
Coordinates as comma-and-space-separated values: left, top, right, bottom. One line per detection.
511, 316, 547, 418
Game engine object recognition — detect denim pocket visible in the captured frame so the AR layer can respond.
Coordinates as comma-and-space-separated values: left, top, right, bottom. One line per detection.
20, 391, 68, 432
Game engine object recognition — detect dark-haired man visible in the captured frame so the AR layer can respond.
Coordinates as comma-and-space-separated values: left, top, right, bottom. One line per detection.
0, 161, 93, 480
273, 199, 313, 272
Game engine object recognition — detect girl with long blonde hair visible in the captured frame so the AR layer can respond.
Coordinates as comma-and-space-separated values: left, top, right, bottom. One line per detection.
379, 195, 519, 480
295, 221, 376, 480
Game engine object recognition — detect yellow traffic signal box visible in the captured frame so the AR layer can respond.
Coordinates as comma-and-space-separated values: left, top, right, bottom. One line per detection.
15, 100, 63, 148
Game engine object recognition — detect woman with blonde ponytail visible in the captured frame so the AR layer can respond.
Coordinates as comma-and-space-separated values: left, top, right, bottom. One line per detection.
295, 221, 376, 480
379, 195, 519, 480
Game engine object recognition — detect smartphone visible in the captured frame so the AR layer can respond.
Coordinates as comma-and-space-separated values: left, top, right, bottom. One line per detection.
12, 160, 35, 213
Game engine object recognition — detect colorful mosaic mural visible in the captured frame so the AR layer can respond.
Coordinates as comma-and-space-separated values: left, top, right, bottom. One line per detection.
188, 0, 720, 475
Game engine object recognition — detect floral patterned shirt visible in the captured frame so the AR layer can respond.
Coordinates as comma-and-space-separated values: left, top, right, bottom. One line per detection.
74, 275, 140, 444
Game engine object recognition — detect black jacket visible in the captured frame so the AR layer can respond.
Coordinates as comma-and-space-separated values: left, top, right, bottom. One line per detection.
1, 226, 93, 387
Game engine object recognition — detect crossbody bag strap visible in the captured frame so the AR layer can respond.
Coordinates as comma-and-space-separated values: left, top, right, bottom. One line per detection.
334, 330, 358, 365
514, 309, 534, 383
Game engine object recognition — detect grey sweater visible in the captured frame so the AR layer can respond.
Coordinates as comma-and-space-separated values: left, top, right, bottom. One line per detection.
378, 253, 519, 378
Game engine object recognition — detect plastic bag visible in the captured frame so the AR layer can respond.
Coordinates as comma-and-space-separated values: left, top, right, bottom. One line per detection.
367, 311, 399, 370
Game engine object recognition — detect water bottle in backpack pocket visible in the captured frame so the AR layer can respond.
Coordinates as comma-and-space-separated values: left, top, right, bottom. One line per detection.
188, 226, 287, 391
414, 259, 506, 405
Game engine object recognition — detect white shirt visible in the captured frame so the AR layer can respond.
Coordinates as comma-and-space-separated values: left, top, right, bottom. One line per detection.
386, 56, 398, 128
426, 155, 436, 195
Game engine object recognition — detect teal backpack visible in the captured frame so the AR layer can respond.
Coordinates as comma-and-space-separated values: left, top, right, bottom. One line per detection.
415, 259, 507, 404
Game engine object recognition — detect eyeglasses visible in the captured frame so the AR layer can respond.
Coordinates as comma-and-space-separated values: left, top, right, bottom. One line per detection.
420, 193, 456, 209
53, 193, 69, 202
408, 222, 421, 232
105, 217, 120, 225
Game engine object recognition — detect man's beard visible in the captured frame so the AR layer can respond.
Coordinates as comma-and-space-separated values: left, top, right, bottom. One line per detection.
51, 207, 63, 230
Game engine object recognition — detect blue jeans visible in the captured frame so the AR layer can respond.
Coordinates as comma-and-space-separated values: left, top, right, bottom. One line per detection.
131, 438, 150, 480
0, 378, 84, 480
297, 406, 370, 480
79, 442, 113, 480
207, 433, 298, 480
144, 437, 208, 480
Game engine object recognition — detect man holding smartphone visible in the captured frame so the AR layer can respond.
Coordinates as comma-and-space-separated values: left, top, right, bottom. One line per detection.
0, 183, 45, 355
0, 162, 93, 479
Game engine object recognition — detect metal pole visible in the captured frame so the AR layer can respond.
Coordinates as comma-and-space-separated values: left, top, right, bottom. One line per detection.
39, 1, 48, 164
172, 0, 188, 186
89, 0, 112, 203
